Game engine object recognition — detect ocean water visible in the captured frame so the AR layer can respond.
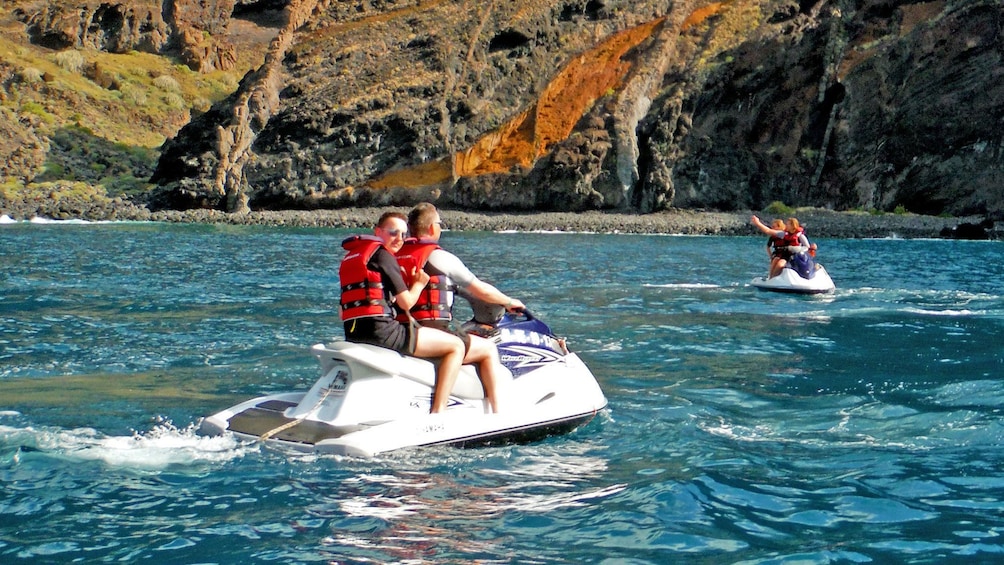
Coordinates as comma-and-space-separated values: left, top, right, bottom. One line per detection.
1, 221, 1002, 564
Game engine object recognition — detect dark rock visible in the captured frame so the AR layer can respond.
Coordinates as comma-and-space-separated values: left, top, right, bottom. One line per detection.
5, 1, 1004, 220
146, 1, 1004, 218
20, 1, 169, 53
17, 0, 237, 72
940, 219, 996, 240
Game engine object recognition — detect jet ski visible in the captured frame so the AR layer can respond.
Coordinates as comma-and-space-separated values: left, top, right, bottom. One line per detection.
199, 310, 607, 457
751, 263, 836, 294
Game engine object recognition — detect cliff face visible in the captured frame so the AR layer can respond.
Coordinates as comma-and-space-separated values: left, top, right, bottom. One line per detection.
152, 0, 680, 212
8, 0, 1003, 218
665, 0, 1004, 217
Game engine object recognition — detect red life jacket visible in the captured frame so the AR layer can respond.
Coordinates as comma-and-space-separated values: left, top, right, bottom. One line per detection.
396, 239, 455, 322
768, 235, 786, 256
781, 228, 805, 248
338, 235, 393, 322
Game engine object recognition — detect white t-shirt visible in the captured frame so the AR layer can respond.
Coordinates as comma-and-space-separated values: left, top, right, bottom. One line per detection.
426, 248, 504, 323
426, 248, 477, 288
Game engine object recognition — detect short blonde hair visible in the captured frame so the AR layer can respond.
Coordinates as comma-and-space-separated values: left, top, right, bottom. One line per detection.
407, 202, 438, 236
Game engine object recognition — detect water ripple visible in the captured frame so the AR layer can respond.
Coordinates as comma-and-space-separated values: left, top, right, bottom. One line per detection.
2, 225, 1003, 562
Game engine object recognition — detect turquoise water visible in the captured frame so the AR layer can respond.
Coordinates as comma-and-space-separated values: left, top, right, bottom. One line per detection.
1, 221, 1003, 564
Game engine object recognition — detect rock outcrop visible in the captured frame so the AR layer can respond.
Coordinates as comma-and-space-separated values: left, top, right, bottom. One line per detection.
0, 103, 48, 181
7, 0, 1004, 219
16, 0, 241, 72
148, 0, 1004, 218
663, 0, 1004, 219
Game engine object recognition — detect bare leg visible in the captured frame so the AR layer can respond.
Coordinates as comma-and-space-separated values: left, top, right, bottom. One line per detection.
463, 335, 500, 413
413, 326, 465, 413
770, 258, 787, 278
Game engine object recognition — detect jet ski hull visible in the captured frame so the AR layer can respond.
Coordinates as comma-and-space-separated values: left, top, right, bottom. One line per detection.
200, 313, 607, 457
751, 265, 835, 294
201, 396, 598, 456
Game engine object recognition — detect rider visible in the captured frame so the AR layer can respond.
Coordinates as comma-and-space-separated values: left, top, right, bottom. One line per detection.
399, 202, 526, 413
765, 218, 786, 273
751, 215, 813, 278
339, 211, 466, 413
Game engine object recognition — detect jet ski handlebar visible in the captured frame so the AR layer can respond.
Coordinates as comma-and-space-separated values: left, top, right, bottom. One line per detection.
510, 306, 533, 320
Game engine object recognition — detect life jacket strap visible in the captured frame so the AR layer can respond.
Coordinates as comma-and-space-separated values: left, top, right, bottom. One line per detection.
413, 303, 450, 313
342, 298, 390, 310
341, 281, 384, 292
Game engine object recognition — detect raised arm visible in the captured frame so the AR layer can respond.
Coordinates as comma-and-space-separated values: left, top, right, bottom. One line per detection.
750, 215, 782, 237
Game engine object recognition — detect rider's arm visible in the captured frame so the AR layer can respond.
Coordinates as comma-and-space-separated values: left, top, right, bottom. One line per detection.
429, 249, 525, 311
463, 279, 525, 311
786, 233, 810, 254
393, 269, 429, 312
751, 215, 783, 238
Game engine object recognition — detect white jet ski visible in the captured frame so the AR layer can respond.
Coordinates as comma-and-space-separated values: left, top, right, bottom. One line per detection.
199, 310, 607, 457
751, 264, 836, 294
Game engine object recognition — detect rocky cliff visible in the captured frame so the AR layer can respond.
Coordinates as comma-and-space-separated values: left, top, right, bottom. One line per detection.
665, 0, 1004, 218
17, 0, 240, 72
5, 0, 1004, 218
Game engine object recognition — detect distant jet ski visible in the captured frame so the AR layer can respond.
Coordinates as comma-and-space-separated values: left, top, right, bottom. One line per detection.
199, 310, 607, 457
751, 252, 835, 294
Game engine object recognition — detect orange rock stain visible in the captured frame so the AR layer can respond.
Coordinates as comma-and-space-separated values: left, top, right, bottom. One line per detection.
681, 2, 728, 31
368, 2, 733, 190
458, 17, 666, 178
368, 17, 665, 189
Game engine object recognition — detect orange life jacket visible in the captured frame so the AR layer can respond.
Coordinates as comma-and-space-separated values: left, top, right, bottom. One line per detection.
396, 239, 455, 322
338, 235, 393, 322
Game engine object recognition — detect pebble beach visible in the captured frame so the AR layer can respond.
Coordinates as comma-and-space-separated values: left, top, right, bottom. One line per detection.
0, 197, 990, 239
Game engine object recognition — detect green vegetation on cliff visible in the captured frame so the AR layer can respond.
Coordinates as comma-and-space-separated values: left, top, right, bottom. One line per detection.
0, 2, 268, 207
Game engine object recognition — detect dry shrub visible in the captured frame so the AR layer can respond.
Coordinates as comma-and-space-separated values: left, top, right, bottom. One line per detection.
163, 92, 186, 110
153, 75, 180, 92
54, 50, 86, 74
120, 84, 147, 105
19, 67, 43, 83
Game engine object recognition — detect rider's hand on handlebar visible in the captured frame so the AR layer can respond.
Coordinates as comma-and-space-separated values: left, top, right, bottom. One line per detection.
505, 298, 526, 312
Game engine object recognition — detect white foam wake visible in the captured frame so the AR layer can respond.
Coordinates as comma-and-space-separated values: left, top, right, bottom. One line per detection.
1, 420, 254, 470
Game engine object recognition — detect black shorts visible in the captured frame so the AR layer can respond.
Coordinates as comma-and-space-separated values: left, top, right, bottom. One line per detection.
418, 319, 472, 353
344, 317, 418, 355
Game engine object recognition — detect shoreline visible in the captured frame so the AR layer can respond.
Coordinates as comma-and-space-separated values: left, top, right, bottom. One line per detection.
0, 200, 993, 239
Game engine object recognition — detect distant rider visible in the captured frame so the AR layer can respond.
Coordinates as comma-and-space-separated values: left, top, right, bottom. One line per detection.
765, 218, 787, 275
751, 215, 814, 278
